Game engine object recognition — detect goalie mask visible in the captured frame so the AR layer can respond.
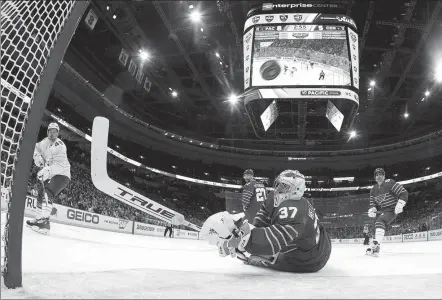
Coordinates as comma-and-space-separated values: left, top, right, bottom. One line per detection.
273, 170, 306, 207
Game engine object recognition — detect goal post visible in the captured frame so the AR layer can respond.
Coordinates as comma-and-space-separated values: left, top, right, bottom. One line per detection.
1, 1, 89, 289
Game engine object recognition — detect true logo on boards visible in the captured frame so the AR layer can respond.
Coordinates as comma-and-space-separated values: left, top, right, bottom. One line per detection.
265, 15, 274, 22
252, 16, 260, 23
67, 209, 99, 224
114, 187, 175, 219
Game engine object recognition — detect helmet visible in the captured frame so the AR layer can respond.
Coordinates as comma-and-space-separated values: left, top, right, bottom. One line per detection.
273, 170, 306, 206
47, 122, 59, 132
374, 168, 385, 178
243, 169, 254, 177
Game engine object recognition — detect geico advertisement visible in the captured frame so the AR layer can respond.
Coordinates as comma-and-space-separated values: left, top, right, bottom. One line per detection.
66, 208, 99, 224
23, 194, 133, 233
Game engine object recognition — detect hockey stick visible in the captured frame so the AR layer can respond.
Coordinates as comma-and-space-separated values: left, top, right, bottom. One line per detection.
90, 117, 201, 231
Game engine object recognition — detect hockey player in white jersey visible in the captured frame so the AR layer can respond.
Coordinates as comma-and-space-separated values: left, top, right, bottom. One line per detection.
26, 123, 71, 233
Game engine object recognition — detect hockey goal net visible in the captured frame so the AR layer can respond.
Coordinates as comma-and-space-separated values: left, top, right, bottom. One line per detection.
1, 0, 88, 288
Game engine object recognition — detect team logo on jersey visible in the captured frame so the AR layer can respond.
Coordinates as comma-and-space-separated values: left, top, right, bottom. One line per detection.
279, 14, 288, 22
265, 15, 274, 22
293, 14, 303, 22
252, 16, 260, 24
350, 32, 357, 43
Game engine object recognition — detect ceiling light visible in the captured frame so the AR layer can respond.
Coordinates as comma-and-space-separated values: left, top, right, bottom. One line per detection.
171, 91, 178, 97
106, 5, 110, 11
200, 27, 204, 32
369, 80, 376, 87
139, 50, 149, 60
367, 88, 371, 91
424, 91, 430, 97
215, 52, 220, 58
404, 112, 409, 118
190, 10, 201, 22
189, 4, 194, 9
228, 94, 238, 104
349, 131, 357, 139
112, 14, 117, 19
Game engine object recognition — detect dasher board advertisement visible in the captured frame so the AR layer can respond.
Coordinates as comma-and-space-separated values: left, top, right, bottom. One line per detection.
251, 24, 351, 88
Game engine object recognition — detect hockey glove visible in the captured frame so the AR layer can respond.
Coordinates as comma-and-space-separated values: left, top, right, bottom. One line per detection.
217, 220, 251, 257
37, 167, 51, 182
394, 200, 406, 214
368, 207, 377, 218
33, 153, 45, 168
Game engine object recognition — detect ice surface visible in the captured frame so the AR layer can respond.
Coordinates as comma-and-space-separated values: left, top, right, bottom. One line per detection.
1, 218, 442, 299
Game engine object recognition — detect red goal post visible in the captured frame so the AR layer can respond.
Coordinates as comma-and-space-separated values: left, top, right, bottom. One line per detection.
1, 0, 89, 289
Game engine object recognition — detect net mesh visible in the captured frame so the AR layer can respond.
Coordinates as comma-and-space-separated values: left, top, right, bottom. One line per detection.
1, 0, 77, 275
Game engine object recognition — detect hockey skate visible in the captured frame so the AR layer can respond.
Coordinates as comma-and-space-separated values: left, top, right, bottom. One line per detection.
366, 240, 380, 257
26, 217, 50, 234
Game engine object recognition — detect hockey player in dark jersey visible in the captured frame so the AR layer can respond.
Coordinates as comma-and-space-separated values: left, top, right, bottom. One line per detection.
366, 168, 408, 256
201, 170, 331, 273
241, 169, 266, 223
363, 225, 370, 245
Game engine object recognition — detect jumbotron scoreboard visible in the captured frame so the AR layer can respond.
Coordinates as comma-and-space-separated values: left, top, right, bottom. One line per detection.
242, 3, 359, 138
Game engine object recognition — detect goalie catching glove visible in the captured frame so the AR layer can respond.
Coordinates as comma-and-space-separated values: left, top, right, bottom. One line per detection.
200, 211, 252, 258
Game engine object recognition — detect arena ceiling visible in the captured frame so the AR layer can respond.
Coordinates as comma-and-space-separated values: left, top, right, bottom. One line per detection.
63, 0, 442, 150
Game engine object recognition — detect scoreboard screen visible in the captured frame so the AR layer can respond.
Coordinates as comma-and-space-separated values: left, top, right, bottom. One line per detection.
252, 24, 351, 87
242, 12, 359, 138
243, 13, 359, 92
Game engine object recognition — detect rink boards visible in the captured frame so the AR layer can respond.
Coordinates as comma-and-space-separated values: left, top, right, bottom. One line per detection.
0, 188, 199, 240
1, 187, 441, 243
